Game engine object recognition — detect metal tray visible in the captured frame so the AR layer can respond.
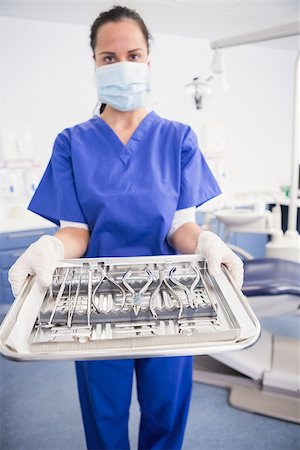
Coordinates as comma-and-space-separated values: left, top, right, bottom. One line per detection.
0, 254, 260, 361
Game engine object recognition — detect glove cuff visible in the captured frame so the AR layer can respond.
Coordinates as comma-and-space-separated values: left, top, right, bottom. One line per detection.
38, 235, 65, 260
195, 230, 221, 255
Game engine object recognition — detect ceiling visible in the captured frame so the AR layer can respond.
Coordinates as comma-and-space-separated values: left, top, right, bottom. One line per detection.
0, 0, 299, 50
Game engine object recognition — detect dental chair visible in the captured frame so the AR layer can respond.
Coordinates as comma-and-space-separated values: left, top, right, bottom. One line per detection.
193, 257, 300, 423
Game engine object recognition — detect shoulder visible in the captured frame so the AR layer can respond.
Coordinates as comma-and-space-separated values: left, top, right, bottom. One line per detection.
53, 116, 98, 149
153, 111, 193, 145
156, 112, 198, 151
47, 117, 95, 159
58, 116, 96, 138
155, 111, 190, 134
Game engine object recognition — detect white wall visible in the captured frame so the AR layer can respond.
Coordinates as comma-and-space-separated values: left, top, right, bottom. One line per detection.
0, 15, 296, 193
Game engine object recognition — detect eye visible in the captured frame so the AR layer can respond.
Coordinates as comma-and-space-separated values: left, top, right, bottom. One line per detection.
129, 54, 141, 61
103, 56, 115, 63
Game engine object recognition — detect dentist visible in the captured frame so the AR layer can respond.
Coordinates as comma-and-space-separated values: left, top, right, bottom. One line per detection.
8, 5, 243, 450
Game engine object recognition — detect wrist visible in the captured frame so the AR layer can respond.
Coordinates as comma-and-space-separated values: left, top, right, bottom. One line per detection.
195, 230, 220, 254
38, 235, 65, 259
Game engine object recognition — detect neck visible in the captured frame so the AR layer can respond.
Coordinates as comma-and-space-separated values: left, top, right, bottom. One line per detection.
99, 106, 150, 129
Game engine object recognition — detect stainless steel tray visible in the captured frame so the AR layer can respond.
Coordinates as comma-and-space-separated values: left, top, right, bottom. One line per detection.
0, 254, 260, 361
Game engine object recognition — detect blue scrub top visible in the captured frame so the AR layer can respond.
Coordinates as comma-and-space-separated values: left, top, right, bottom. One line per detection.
28, 110, 222, 257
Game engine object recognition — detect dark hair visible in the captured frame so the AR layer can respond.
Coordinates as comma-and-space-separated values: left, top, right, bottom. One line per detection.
90, 5, 153, 114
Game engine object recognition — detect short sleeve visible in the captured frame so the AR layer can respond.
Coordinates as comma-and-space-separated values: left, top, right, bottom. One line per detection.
27, 131, 87, 227
177, 126, 222, 209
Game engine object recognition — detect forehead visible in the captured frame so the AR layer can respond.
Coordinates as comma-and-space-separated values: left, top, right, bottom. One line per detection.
95, 19, 147, 51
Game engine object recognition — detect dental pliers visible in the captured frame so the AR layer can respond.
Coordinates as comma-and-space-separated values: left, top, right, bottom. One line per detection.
92, 264, 126, 313
169, 264, 201, 309
149, 268, 184, 319
122, 269, 153, 316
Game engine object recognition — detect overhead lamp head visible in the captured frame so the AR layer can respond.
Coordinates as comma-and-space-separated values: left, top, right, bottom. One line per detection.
185, 76, 213, 110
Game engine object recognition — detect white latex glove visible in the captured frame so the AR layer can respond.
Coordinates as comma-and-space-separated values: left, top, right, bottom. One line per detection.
8, 235, 64, 297
195, 230, 244, 289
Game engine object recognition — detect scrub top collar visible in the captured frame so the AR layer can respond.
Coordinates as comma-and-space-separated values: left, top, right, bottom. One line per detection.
92, 110, 159, 164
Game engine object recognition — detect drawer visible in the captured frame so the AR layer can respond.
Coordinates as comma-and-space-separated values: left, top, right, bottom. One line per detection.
0, 248, 26, 269
0, 227, 57, 251
1, 270, 10, 289
0, 286, 14, 305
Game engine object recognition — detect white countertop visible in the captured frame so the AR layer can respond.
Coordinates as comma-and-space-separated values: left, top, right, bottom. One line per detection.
197, 192, 300, 213
0, 204, 57, 234
0, 191, 299, 234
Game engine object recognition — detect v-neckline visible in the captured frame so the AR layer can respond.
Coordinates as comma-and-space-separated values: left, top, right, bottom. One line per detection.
92, 110, 157, 164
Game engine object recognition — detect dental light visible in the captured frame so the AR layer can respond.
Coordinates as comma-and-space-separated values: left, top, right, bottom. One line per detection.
185, 75, 213, 109
185, 47, 227, 109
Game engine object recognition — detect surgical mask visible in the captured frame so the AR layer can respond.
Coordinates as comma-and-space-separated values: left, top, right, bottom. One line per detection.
95, 60, 151, 112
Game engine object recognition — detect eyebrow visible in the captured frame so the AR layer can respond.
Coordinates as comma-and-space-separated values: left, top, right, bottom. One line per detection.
99, 48, 144, 55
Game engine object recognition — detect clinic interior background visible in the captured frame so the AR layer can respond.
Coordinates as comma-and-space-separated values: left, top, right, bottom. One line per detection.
0, 13, 296, 197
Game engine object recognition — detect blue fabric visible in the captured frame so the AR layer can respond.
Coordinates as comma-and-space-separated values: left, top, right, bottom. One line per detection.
75, 357, 193, 450
28, 110, 222, 257
27, 110, 222, 449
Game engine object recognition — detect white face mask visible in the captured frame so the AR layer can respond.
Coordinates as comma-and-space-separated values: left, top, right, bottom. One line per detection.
95, 60, 151, 112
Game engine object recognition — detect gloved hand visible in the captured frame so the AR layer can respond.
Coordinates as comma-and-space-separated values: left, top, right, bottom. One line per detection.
195, 230, 244, 289
8, 235, 65, 297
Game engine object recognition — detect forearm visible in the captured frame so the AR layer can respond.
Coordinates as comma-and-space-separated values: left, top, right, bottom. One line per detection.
54, 227, 90, 258
169, 222, 202, 254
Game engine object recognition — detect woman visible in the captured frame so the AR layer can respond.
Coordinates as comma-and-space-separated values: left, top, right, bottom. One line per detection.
8, 5, 243, 450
